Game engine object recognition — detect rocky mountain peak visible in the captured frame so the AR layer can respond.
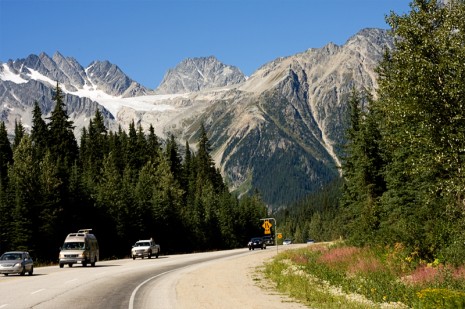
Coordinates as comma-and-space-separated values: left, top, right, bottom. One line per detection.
155, 56, 246, 94
0, 27, 396, 207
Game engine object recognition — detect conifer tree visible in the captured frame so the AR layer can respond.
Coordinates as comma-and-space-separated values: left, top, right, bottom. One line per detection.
165, 134, 182, 183
0, 121, 12, 252
108, 126, 127, 174
126, 121, 139, 171
135, 161, 158, 237
136, 124, 149, 166
8, 136, 38, 251
80, 109, 108, 190
30, 100, 49, 159
37, 150, 62, 259
147, 125, 161, 162
13, 119, 25, 150
47, 82, 78, 165
152, 154, 183, 252
341, 89, 385, 245
0, 122, 12, 182
95, 152, 124, 241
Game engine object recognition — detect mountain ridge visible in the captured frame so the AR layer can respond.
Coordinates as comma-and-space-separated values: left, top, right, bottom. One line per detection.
0, 27, 393, 207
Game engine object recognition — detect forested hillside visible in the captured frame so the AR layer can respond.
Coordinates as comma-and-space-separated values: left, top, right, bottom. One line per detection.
0, 83, 267, 262
280, 0, 465, 266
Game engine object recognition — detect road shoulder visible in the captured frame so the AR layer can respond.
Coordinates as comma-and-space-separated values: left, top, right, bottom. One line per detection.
175, 245, 308, 309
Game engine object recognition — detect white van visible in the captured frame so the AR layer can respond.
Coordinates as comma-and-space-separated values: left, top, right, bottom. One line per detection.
58, 229, 99, 268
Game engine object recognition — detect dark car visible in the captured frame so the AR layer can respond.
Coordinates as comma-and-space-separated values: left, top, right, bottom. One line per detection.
263, 236, 274, 246
248, 237, 266, 250
0, 251, 34, 276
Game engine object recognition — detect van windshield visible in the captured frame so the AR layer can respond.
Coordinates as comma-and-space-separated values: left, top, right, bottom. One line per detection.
63, 242, 85, 250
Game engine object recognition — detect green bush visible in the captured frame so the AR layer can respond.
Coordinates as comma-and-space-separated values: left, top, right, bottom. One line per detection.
415, 288, 465, 309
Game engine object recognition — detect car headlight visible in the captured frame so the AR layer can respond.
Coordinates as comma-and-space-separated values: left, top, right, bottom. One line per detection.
14, 263, 21, 267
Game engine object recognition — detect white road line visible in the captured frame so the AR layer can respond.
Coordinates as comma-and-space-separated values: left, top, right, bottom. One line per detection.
31, 289, 45, 295
0, 304, 9, 308
65, 278, 78, 283
128, 268, 184, 309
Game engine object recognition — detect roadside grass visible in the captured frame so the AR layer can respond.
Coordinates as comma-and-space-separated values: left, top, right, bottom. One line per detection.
263, 242, 465, 308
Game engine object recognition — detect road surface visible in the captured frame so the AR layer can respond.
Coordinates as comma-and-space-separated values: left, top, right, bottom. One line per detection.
0, 245, 307, 308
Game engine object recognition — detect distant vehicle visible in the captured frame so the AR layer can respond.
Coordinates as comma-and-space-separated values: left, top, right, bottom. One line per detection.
0, 251, 33, 276
59, 229, 99, 268
263, 236, 275, 246
306, 239, 315, 244
248, 237, 266, 250
283, 239, 292, 245
131, 239, 160, 259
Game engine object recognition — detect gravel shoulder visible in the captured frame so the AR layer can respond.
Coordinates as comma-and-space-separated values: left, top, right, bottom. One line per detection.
175, 244, 308, 309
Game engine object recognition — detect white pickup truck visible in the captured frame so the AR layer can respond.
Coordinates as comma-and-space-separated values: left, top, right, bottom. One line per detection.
131, 239, 160, 259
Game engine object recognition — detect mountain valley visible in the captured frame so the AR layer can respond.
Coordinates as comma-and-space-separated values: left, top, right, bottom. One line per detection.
0, 28, 394, 207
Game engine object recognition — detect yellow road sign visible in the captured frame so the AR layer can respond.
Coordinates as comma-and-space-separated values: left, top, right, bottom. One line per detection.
262, 220, 272, 229
262, 220, 272, 234
277, 233, 282, 239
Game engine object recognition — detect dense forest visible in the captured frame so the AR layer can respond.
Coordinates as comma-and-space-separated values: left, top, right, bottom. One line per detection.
3, 0, 464, 268
278, 0, 465, 266
0, 84, 267, 262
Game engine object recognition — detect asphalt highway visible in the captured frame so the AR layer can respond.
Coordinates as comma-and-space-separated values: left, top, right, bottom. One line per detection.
0, 248, 249, 309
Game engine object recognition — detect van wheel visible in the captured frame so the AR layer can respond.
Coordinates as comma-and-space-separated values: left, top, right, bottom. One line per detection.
28, 266, 33, 276
132, 256, 136, 260
68, 264, 73, 267
83, 261, 87, 267
59, 263, 64, 268
91, 257, 96, 267
148, 251, 152, 259
155, 252, 159, 258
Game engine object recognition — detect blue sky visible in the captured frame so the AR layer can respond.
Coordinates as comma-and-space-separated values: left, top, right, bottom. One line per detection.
0, 0, 411, 89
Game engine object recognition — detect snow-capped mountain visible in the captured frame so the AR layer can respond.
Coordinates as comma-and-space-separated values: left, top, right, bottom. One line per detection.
0, 28, 394, 207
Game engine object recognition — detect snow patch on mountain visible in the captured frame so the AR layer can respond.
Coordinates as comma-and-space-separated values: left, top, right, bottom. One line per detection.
0, 63, 27, 84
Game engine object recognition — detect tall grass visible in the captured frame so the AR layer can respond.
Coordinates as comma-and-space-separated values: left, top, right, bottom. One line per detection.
263, 242, 465, 308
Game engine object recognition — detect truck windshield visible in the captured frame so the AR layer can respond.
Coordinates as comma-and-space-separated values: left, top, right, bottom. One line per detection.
63, 242, 85, 250
135, 242, 150, 247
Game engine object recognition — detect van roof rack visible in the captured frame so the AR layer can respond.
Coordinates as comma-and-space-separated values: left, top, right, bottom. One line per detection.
77, 229, 93, 234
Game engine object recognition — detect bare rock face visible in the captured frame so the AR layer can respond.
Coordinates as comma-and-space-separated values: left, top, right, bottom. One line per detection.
0, 28, 394, 207
155, 56, 246, 94
86, 60, 151, 98
195, 28, 393, 205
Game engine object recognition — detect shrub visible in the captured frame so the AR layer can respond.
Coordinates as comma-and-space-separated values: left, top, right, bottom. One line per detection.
415, 288, 465, 309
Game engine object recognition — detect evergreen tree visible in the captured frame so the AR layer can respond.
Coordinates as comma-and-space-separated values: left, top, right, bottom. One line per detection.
165, 134, 183, 183
80, 109, 108, 190
135, 161, 158, 238
0, 122, 13, 182
195, 124, 226, 192
0, 121, 12, 252
152, 155, 183, 252
147, 125, 161, 162
37, 150, 62, 259
95, 152, 124, 252
341, 89, 385, 245
30, 100, 49, 159
126, 121, 141, 171
8, 136, 39, 251
47, 82, 78, 165
13, 119, 25, 150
